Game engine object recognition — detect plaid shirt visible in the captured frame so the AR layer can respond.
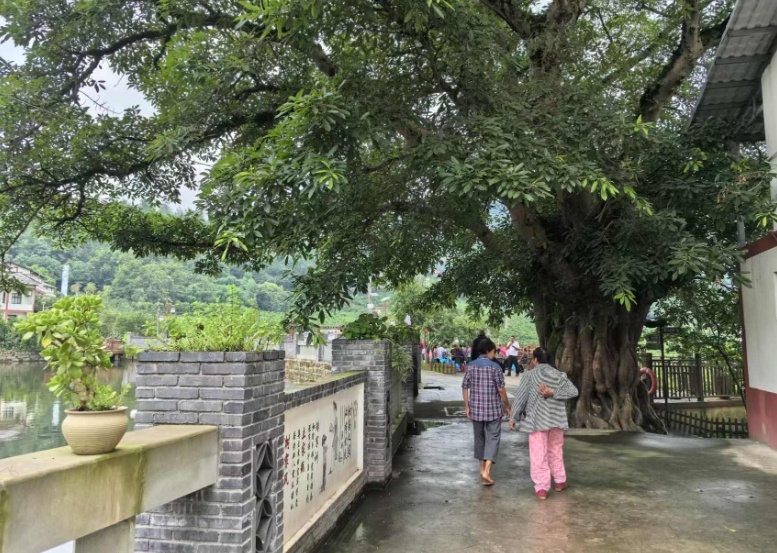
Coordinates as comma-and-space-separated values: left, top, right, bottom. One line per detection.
462, 357, 506, 421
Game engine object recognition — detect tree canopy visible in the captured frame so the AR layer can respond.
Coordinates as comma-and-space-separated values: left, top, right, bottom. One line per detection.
1, 0, 774, 429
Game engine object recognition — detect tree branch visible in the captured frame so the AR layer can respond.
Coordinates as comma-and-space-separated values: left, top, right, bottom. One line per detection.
63, 11, 338, 97
638, 2, 729, 122
465, 217, 505, 254
478, 0, 538, 39
509, 203, 547, 249
596, 8, 615, 46
547, 0, 588, 28
602, 21, 677, 84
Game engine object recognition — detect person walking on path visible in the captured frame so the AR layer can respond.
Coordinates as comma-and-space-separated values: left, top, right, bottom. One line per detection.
462, 337, 511, 486
509, 347, 578, 499
504, 336, 521, 376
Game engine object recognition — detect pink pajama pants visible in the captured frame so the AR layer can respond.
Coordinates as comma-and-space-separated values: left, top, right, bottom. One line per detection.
528, 428, 566, 492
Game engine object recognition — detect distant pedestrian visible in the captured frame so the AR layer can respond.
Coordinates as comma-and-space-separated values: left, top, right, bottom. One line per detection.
462, 337, 511, 486
438, 344, 448, 360
518, 347, 531, 373
504, 336, 521, 376
509, 347, 578, 500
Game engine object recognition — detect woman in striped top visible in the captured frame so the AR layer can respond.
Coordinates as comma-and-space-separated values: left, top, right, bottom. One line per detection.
509, 347, 578, 499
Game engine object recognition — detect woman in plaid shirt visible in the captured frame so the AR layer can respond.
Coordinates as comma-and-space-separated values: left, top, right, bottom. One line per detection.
462, 337, 511, 486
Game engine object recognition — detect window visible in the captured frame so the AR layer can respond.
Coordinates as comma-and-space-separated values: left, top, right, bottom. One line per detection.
11, 293, 22, 305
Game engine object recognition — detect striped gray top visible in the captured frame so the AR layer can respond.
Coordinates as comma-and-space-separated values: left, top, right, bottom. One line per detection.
510, 364, 578, 432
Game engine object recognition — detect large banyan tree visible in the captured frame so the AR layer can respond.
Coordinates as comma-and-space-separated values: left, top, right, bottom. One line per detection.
1, 0, 775, 430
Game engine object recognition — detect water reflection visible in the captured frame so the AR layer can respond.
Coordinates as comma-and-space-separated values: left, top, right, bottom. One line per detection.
0, 361, 137, 459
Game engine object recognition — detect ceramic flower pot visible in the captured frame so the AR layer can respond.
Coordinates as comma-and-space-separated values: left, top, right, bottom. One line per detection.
61, 407, 129, 455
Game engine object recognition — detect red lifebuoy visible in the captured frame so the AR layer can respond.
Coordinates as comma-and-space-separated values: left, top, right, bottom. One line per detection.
640, 367, 657, 396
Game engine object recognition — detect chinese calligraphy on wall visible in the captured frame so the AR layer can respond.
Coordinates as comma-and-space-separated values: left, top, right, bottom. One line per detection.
283, 383, 364, 542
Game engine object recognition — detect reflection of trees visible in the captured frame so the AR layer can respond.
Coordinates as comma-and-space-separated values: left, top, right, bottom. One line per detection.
0, 360, 136, 459
0, 363, 47, 399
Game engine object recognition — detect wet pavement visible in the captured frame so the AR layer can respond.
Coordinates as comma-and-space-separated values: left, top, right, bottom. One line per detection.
415, 370, 524, 419
319, 373, 777, 553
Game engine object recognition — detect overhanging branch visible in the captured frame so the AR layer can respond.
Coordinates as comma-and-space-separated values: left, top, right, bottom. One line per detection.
638, 3, 729, 122
479, 0, 538, 40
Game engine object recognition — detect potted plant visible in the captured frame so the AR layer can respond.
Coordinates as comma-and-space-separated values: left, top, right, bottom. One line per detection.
16, 295, 131, 455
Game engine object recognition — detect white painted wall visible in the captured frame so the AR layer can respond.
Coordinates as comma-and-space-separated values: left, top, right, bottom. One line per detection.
283, 383, 364, 543
762, 49, 777, 214
747, 49, 777, 394
762, 50, 777, 160
1, 291, 34, 318
742, 248, 777, 394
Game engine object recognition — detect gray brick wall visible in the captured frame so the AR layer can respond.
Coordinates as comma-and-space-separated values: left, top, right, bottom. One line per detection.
285, 359, 332, 383
134, 351, 286, 553
331, 340, 393, 486
400, 344, 417, 422
282, 372, 368, 553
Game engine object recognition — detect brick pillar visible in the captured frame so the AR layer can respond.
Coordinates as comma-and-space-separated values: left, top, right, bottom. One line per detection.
331, 339, 392, 486
411, 343, 420, 397
400, 343, 416, 423
133, 351, 286, 553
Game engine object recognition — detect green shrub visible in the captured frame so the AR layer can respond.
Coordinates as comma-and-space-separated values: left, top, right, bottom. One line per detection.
342, 314, 416, 381
0, 319, 36, 351
99, 309, 151, 338
15, 295, 131, 411
151, 293, 284, 352
123, 343, 143, 360
341, 314, 389, 340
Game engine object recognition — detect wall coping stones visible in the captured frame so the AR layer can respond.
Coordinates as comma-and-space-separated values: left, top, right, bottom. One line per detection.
224, 352, 261, 362
138, 351, 180, 363
139, 350, 285, 364
0, 426, 218, 553
180, 351, 226, 363
331, 339, 390, 351
284, 372, 367, 410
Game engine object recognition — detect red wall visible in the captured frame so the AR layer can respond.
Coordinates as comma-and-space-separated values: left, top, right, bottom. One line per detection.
747, 387, 777, 449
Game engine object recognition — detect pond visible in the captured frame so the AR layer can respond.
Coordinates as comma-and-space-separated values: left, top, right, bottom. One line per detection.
0, 360, 137, 460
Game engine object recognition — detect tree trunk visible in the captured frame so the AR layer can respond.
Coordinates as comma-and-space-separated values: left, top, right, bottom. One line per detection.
540, 300, 666, 433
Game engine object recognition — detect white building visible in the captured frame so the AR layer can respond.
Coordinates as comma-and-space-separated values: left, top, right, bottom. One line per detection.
1, 263, 56, 322
694, 0, 777, 449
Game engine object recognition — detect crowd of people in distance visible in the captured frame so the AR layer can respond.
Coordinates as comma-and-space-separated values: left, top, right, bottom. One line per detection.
421, 335, 536, 377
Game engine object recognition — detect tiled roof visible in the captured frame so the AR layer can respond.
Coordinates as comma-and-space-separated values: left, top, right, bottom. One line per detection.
693, 0, 777, 140
2, 263, 56, 295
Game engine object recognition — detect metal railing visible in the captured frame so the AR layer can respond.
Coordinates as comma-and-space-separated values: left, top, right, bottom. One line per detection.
642, 354, 744, 401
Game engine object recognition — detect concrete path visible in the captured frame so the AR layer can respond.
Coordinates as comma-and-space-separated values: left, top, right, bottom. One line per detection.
415, 370, 737, 416
320, 379, 777, 552
415, 369, 524, 419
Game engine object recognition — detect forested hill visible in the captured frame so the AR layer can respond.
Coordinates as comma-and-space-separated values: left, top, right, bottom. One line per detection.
6, 234, 537, 344
5, 234, 319, 336
8, 233, 304, 311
